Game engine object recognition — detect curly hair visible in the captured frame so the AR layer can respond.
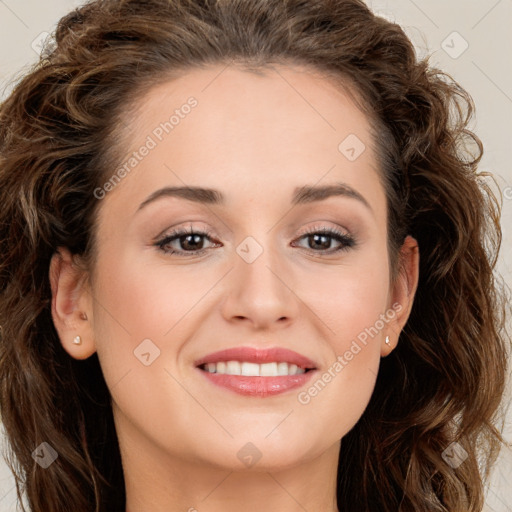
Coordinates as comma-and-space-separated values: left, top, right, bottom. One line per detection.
0, 0, 510, 511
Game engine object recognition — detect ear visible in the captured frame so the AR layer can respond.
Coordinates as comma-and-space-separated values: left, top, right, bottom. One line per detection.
381, 235, 420, 357
49, 247, 96, 360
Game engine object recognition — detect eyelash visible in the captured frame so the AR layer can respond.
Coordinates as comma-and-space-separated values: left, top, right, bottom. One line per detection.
154, 224, 356, 257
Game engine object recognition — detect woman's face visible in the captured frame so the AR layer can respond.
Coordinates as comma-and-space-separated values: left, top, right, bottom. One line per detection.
52, 64, 418, 474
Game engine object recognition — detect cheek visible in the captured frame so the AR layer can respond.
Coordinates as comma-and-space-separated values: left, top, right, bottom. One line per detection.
293, 252, 389, 429
92, 247, 208, 339
300, 250, 390, 344
88, 247, 181, 384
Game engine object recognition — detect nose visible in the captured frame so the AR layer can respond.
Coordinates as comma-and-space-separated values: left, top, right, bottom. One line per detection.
220, 236, 300, 330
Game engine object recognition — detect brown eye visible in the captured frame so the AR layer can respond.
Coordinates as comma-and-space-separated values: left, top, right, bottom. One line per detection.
292, 227, 356, 254
155, 227, 218, 256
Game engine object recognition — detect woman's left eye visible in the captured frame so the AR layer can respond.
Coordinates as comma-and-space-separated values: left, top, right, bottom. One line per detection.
154, 225, 356, 256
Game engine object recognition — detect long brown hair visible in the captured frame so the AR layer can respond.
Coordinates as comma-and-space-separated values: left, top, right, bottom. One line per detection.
0, 1, 510, 510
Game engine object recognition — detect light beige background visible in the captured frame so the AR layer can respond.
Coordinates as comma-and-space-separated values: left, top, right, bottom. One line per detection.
0, 1, 510, 511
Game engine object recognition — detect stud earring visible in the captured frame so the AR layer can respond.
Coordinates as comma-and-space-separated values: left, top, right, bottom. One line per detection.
385, 336, 390, 345
72, 335, 82, 345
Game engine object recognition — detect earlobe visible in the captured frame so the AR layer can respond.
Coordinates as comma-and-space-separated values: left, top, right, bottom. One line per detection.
381, 235, 420, 357
49, 247, 97, 360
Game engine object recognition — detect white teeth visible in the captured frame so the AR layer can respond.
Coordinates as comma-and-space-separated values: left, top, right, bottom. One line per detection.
225, 361, 241, 375
241, 362, 260, 376
277, 362, 289, 375
260, 362, 278, 376
203, 360, 307, 376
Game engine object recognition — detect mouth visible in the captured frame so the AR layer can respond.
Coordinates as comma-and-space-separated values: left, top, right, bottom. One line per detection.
194, 346, 318, 397
194, 346, 317, 373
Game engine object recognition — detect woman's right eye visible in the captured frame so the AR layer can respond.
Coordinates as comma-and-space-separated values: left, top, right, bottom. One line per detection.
155, 227, 218, 256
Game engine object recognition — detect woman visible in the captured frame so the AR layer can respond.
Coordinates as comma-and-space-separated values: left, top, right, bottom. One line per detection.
0, 0, 510, 511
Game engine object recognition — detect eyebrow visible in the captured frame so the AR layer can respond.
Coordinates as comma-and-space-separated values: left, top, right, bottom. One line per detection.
137, 182, 372, 212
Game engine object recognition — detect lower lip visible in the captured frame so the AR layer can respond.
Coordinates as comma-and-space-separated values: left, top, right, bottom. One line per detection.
197, 368, 316, 397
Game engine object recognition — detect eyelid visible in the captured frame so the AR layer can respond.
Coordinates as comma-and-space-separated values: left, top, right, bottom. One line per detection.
297, 222, 351, 237
152, 222, 214, 242
154, 220, 352, 243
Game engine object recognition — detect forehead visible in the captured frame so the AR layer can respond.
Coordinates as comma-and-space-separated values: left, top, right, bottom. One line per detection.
99, 63, 384, 217
130, 63, 373, 152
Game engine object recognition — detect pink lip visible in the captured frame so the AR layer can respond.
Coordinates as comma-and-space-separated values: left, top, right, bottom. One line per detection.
198, 371, 316, 397
194, 347, 318, 369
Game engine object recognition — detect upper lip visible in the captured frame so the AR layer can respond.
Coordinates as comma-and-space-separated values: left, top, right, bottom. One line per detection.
194, 347, 318, 370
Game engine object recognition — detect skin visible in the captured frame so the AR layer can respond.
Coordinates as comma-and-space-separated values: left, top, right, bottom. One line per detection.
49, 63, 419, 512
